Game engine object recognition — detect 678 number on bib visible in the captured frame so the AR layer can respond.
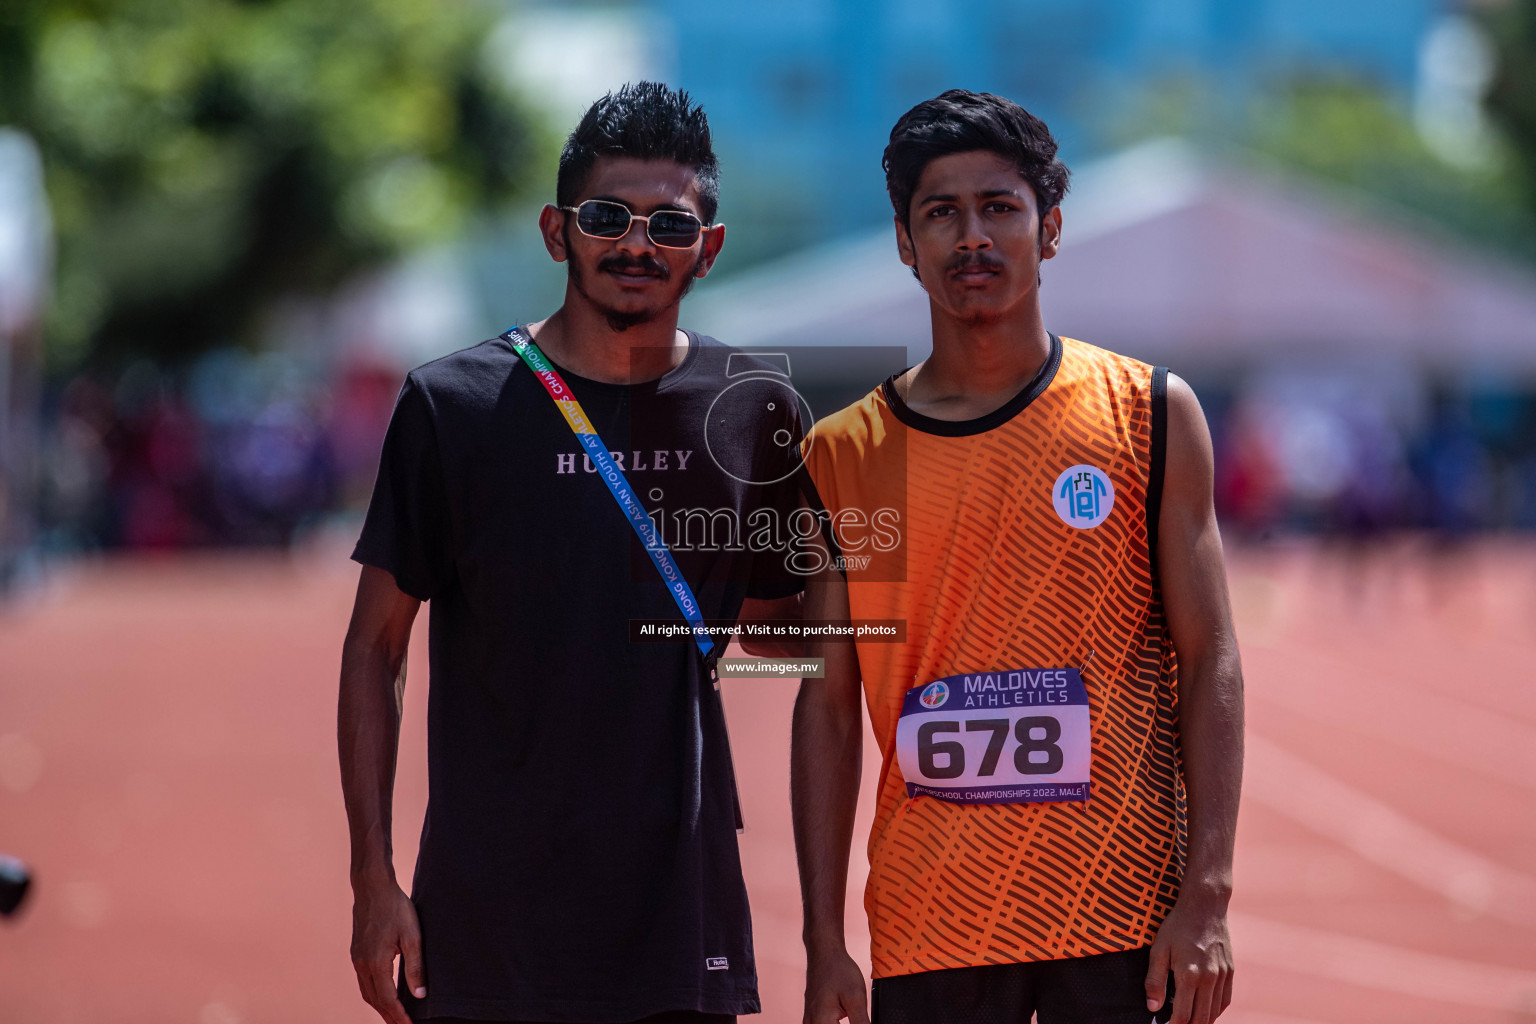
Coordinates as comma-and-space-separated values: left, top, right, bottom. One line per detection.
894, 668, 1093, 805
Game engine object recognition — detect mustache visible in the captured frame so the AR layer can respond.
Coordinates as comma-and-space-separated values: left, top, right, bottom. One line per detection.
598, 253, 670, 279
945, 252, 1004, 275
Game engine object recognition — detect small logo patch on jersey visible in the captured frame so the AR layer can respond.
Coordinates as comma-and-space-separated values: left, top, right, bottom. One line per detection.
1052, 464, 1115, 529
919, 681, 949, 708
706, 957, 729, 970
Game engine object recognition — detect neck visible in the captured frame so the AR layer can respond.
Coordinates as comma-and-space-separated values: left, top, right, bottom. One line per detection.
526, 291, 688, 385
900, 296, 1051, 420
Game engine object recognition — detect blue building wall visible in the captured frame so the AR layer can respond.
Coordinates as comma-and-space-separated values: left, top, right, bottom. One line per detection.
652, 0, 1444, 264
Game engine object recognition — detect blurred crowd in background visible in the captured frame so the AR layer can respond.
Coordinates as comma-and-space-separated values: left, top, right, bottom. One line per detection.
4, 0, 1536, 573
1210, 380, 1536, 538
36, 352, 399, 553
29, 360, 1536, 557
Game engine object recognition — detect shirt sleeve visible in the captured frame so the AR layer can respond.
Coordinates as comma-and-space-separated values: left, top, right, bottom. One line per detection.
351, 375, 453, 601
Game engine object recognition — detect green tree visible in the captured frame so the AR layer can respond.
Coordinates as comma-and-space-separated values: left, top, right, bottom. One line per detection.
1483, 0, 1536, 212
0, 0, 549, 367
1241, 77, 1536, 264
1110, 71, 1536, 266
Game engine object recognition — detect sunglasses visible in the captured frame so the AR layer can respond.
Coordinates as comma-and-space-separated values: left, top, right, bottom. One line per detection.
561, 199, 708, 248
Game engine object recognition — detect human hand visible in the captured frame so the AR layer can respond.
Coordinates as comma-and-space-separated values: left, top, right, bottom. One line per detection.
350, 880, 426, 1024
804, 945, 866, 1024
804, 946, 871, 1024
1145, 895, 1234, 1024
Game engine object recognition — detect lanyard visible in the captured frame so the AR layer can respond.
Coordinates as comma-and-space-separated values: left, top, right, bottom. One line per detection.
505, 327, 714, 660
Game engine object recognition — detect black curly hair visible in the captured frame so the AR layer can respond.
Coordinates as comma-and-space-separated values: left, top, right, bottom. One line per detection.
884, 89, 1070, 232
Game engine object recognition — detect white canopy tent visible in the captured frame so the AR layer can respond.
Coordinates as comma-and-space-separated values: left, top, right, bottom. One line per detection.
684, 139, 1536, 381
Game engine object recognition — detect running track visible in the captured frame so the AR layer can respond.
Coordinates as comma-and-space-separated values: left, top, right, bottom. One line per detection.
2, 539, 1534, 1022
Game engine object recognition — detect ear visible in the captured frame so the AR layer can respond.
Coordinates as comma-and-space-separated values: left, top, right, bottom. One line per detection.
694, 223, 727, 278
539, 204, 569, 263
1039, 205, 1062, 261
894, 215, 916, 269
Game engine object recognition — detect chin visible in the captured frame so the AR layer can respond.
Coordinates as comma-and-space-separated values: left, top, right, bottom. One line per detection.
603, 290, 668, 314
944, 287, 1033, 325
571, 282, 668, 333
599, 305, 657, 332
944, 298, 1009, 326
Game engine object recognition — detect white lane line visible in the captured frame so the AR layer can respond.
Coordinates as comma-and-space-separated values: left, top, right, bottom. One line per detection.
1232, 912, 1536, 1011
1248, 645, 1536, 789
1245, 734, 1536, 926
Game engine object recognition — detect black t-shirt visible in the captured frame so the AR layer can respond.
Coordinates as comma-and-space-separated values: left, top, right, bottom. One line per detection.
352, 329, 806, 1022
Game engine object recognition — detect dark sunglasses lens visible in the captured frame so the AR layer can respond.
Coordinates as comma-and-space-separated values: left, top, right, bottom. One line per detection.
648, 212, 702, 246
576, 201, 631, 238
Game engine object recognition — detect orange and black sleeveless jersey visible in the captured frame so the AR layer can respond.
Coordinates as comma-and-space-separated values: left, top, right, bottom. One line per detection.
801, 334, 1183, 979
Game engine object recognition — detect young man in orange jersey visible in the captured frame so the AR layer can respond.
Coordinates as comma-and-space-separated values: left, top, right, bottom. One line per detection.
791, 91, 1244, 1024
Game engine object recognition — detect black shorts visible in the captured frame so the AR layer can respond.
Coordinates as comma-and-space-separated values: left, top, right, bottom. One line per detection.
872, 947, 1173, 1024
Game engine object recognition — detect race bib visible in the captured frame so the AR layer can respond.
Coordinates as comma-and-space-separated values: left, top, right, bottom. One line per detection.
895, 668, 1092, 804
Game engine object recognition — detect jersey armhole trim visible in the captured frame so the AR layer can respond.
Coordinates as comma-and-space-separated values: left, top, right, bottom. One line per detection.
1147, 366, 1169, 577
797, 466, 847, 580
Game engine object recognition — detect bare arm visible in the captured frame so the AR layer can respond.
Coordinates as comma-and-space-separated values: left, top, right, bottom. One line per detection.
339, 565, 427, 1023
791, 552, 869, 1024
1145, 374, 1244, 1024
737, 592, 805, 658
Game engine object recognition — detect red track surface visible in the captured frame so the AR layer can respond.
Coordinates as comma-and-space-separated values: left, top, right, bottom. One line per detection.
2, 539, 1535, 1022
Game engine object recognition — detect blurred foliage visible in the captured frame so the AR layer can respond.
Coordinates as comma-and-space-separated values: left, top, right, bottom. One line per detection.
1482, 0, 1536, 212
1112, 72, 1536, 267
1242, 78, 1536, 264
0, 0, 549, 368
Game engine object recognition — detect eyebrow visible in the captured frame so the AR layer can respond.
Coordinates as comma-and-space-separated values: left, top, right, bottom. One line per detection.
918, 188, 1027, 205
588, 194, 695, 215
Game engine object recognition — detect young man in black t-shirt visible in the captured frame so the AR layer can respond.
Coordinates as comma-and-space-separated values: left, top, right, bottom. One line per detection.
339, 82, 805, 1024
